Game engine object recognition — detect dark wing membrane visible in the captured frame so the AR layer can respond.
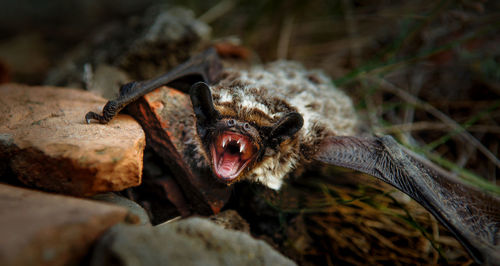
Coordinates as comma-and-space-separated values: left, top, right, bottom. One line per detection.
314, 135, 500, 264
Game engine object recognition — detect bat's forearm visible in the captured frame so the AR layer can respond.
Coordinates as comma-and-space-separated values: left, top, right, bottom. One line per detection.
85, 48, 222, 124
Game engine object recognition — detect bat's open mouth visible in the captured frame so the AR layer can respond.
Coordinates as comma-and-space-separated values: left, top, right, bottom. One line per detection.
210, 131, 256, 182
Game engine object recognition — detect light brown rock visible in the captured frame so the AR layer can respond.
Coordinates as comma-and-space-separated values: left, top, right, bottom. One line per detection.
0, 84, 145, 196
0, 183, 130, 266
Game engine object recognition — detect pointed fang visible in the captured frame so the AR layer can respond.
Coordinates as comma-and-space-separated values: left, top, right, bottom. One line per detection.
222, 138, 227, 148
240, 142, 246, 153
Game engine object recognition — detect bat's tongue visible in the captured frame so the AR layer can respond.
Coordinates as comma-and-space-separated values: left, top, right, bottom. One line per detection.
217, 152, 240, 177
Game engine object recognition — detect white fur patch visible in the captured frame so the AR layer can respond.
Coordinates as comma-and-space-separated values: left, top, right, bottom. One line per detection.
239, 96, 269, 114
218, 89, 233, 102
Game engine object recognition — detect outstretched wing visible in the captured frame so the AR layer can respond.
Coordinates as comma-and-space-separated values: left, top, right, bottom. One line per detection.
85, 48, 223, 124
314, 135, 500, 264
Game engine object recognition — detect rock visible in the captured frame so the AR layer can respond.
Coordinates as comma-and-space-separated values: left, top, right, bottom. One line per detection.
0, 84, 145, 196
0, 184, 130, 266
90, 217, 296, 266
45, 6, 211, 92
209, 210, 251, 233
87, 64, 131, 99
118, 7, 211, 79
92, 192, 151, 225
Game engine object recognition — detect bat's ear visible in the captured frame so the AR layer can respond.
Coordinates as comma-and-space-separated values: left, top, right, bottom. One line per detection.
268, 112, 303, 144
190, 82, 220, 134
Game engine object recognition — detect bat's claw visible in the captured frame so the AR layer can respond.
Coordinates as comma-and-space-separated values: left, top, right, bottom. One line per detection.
85, 100, 119, 124
85, 111, 100, 124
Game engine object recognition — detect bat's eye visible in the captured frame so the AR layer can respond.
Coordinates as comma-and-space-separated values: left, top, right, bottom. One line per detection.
227, 119, 236, 127
243, 123, 251, 131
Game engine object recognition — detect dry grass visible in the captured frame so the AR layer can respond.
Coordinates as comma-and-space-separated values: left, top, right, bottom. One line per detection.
255, 173, 473, 265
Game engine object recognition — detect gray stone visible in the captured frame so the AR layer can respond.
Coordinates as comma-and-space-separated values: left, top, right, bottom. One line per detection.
0, 184, 129, 266
90, 217, 296, 266
209, 209, 251, 233
92, 192, 151, 225
87, 64, 131, 99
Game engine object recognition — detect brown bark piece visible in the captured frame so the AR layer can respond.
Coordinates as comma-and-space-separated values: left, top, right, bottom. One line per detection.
0, 184, 129, 266
0, 84, 145, 196
127, 86, 232, 215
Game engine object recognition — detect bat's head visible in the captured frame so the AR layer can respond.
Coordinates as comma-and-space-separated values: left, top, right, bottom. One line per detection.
190, 82, 303, 186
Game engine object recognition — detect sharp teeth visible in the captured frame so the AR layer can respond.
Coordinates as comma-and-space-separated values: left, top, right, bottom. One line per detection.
222, 138, 227, 148
240, 142, 246, 153
237, 139, 241, 144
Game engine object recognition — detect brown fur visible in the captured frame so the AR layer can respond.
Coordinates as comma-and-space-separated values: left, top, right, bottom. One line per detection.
189, 61, 358, 189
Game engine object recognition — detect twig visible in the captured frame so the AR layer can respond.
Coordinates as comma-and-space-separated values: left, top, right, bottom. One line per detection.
277, 15, 294, 60
368, 76, 500, 170
198, 0, 236, 24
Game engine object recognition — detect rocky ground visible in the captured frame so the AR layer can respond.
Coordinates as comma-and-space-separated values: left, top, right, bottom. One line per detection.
0, 80, 294, 265
1, 1, 498, 265
0, 6, 297, 266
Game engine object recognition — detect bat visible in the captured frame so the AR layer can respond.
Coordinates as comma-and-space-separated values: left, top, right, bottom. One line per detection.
86, 48, 500, 264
